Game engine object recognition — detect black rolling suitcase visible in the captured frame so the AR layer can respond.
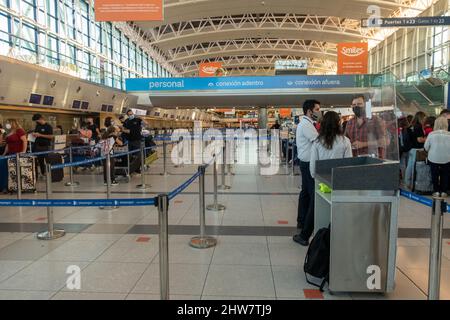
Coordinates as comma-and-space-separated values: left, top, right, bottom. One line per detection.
46, 153, 64, 182
7, 156, 36, 193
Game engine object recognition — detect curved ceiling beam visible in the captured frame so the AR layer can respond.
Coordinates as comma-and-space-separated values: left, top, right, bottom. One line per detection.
178, 55, 337, 74
153, 27, 364, 51
136, 0, 409, 28
169, 48, 337, 64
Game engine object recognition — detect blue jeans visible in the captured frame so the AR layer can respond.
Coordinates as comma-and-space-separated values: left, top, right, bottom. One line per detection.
404, 149, 418, 189
0, 157, 8, 191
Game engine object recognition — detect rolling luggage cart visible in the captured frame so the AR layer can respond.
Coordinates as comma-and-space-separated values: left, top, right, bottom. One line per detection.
113, 145, 131, 182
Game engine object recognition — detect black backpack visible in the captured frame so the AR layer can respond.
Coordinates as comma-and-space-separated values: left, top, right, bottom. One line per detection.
303, 226, 330, 291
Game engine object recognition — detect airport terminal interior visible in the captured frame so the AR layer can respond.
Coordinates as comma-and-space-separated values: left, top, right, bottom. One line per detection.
0, 0, 449, 301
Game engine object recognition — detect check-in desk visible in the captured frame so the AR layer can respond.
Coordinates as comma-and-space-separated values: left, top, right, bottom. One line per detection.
314, 157, 399, 293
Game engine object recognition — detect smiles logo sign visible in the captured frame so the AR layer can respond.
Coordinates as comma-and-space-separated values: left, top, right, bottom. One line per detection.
337, 42, 368, 75
340, 46, 365, 57
199, 62, 223, 77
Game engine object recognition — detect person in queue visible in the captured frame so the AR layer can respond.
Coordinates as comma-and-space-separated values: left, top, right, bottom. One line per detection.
31, 114, 53, 178
424, 116, 450, 195
344, 95, 386, 158
100, 125, 123, 186
403, 111, 427, 189
0, 119, 27, 193
86, 117, 100, 143
293, 99, 321, 245
123, 109, 145, 174
0, 124, 5, 154
295, 111, 353, 246
271, 120, 281, 130
423, 116, 436, 137
439, 109, 450, 131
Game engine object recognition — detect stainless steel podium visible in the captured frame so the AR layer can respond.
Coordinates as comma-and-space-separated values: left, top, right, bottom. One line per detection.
314, 157, 399, 293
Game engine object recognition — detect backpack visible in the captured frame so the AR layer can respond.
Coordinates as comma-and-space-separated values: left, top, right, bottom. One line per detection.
303, 226, 330, 292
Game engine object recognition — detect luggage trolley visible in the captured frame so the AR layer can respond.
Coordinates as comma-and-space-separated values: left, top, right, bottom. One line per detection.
113, 145, 131, 182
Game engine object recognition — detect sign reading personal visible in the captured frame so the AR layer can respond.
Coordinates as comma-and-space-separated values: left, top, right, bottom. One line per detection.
362, 16, 450, 28
337, 42, 368, 75
95, 0, 163, 22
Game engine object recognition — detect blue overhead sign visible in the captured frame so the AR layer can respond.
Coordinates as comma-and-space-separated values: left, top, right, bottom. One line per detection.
126, 75, 362, 92
362, 16, 450, 28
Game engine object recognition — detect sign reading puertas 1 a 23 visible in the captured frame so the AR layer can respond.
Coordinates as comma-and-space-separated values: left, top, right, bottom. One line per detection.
94, 0, 163, 21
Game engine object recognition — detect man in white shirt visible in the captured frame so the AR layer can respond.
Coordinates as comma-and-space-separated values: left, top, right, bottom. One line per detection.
293, 100, 321, 246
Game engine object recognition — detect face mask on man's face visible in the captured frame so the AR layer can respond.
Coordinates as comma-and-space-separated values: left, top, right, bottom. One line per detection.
311, 111, 322, 122
5, 123, 12, 130
128, 115, 134, 120
352, 107, 365, 118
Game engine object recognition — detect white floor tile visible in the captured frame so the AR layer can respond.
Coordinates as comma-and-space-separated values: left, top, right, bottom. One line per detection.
61, 262, 147, 293
212, 243, 270, 266
0, 260, 90, 291
203, 265, 275, 298
132, 263, 209, 295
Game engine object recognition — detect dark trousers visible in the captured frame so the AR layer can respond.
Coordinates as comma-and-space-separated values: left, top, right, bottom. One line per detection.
297, 160, 315, 228
32, 144, 50, 176
0, 157, 7, 191
429, 161, 450, 193
128, 140, 142, 173
102, 157, 116, 183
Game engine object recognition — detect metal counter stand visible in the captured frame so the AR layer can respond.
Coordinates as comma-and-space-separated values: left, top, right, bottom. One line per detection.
314, 157, 399, 293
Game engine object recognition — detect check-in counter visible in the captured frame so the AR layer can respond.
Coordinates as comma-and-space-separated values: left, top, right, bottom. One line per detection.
314, 157, 399, 293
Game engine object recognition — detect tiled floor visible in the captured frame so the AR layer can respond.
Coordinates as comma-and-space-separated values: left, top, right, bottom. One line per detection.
0, 141, 449, 300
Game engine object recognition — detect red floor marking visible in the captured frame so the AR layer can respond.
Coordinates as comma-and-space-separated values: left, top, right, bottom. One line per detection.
447, 242, 450, 245
174, 200, 183, 204
303, 289, 324, 299
35, 217, 47, 221
277, 220, 289, 225
136, 236, 151, 242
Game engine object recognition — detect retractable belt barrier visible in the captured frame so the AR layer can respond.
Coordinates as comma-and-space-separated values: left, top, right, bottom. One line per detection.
400, 189, 449, 212
0, 148, 221, 301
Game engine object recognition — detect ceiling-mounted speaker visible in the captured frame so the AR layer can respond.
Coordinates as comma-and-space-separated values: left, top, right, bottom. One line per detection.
50, 80, 56, 88
112, 94, 116, 100
96, 90, 100, 96
76, 86, 81, 93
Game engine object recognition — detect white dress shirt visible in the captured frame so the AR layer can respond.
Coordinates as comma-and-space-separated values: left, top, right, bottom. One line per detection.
310, 135, 353, 178
296, 116, 318, 162
424, 130, 450, 164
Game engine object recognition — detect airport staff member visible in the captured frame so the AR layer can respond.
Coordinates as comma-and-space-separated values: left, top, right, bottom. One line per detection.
293, 100, 321, 246
344, 95, 386, 158
32, 114, 53, 177
86, 117, 100, 143
123, 109, 145, 174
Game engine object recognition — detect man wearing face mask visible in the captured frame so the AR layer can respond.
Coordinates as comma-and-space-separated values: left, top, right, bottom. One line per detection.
123, 109, 144, 174
293, 99, 321, 246
344, 95, 386, 158
86, 117, 100, 143
31, 114, 54, 177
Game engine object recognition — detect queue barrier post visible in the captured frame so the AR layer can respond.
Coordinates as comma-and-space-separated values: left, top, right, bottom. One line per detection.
206, 154, 226, 211
157, 194, 170, 300
427, 192, 447, 300
190, 165, 217, 249
65, 146, 80, 187
99, 153, 119, 210
37, 163, 65, 240
160, 140, 170, 176
218, 144, 231, 190
136, 141, 151, 190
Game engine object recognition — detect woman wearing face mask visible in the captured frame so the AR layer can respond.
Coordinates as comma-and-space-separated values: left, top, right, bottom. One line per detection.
0, 119, 28, 193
